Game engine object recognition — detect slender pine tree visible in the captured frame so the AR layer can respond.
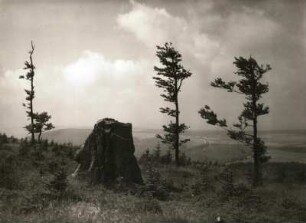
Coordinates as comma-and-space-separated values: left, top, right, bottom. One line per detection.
19, 41, 36, 144
153, 42, 192, 166
19, 42, 55, 144
199, 56, 271, 186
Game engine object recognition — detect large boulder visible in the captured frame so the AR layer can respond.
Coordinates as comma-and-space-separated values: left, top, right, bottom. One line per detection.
73, 118, 143, 184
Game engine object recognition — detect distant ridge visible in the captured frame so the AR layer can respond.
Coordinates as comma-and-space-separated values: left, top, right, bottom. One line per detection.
42, 128, 92, 145
41, 128, 162, 146
42, 128, 306, 148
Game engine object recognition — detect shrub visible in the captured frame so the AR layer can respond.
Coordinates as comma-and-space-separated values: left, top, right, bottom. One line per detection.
30, 145, 46, 166
139, 149, 152, 164
0, 154, 20, 190
9, 136, 18, 143
179, 152, 191, 166
46, 168, 68, 199
0, 133, 8, 144
219, 168, 251, 199
51, 144, 62, 156
191, 165, 215, 196
139, 146, 190, 166
44, 168, 81, 202
143, 162, 170, 201
19, 138, 31, 156
153, 144, 161, 161
160, 149, 172, 164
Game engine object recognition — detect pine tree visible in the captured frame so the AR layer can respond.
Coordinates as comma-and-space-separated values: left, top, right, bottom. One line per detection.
34, 112, 55, 142
199, 56, 271, 186
153, 42, 192, 166
19, 41, 36, 144
19, 41, 55, 144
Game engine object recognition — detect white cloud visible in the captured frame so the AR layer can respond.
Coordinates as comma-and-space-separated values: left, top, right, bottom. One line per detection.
117, 2, 186, 46
63, 51, 144, 86
117, 1, 219, 61
117, 1, 280, 65
0, 51, 165, 136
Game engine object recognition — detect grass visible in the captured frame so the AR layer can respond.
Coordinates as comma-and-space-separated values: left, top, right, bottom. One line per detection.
0, 134, 306, 223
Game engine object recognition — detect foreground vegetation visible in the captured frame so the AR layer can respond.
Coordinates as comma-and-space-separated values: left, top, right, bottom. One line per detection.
0, 133, 306, 223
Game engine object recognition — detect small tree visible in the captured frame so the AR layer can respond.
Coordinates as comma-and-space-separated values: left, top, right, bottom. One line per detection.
34, 112, 55, 143
19, 42, 55, 144
153, 42, 192, 166
199, 56, 271, 186
19, 41, 36, 144
47, 168, 68, 199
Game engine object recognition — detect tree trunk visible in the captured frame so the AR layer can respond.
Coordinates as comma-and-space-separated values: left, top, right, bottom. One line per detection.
175, 82, 180, 166
253, 116, 261, 186
252, 82, 262, 187
30, 57, 35, 144
38, 131, 42, 143
30, 82, 34, 144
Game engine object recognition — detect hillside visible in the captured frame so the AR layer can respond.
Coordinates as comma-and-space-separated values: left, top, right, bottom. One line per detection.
0, 134, 306, 223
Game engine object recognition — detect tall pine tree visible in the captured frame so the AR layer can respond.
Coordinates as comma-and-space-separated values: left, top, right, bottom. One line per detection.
19, 41, 36, 144
199, 56, 271, 186
19, 41, 55, 144
153, 43, 192, 166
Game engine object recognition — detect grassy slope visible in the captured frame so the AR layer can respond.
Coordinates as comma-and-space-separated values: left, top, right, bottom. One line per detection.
1, 137, 306, 223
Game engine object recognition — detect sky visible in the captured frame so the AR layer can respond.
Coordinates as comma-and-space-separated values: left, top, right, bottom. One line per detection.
0, 0, 305, 137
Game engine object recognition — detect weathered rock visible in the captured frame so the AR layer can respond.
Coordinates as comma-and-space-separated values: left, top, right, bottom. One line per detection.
73, 118, 143, 184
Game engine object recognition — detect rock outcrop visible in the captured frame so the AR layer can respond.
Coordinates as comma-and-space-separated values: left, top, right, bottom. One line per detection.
73, 118, 143, 184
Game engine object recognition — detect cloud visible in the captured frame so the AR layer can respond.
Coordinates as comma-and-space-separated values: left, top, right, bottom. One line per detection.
0, 51, 164, 136
63, 51, 144, 86
48, 51, 156, 127
116, 0, 306, 130
117, 1, 186, 46
117, 0, 219, 61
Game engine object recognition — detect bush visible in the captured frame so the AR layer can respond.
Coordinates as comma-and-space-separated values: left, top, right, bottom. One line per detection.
44, 168, 81, 202
9, 136, 18, 143
153, 144, 161, 161
19, 138, 31, 156
139, 146, 190, 166
219, 168, 251, 199
0, 154, 20, 190
0, 133, 8, 144
160, 149, 172, 164
48, 169, 68, 190
191, 165, 215, 196
139, 149, 152, 164
179, 152, 191, 166
142, 162, 170, 201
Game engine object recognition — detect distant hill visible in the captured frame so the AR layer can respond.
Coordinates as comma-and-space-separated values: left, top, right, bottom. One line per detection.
42, 128, 91, 145
42, 128, 227, 146
41, 128, 306, 163
42, 128, 248, 162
